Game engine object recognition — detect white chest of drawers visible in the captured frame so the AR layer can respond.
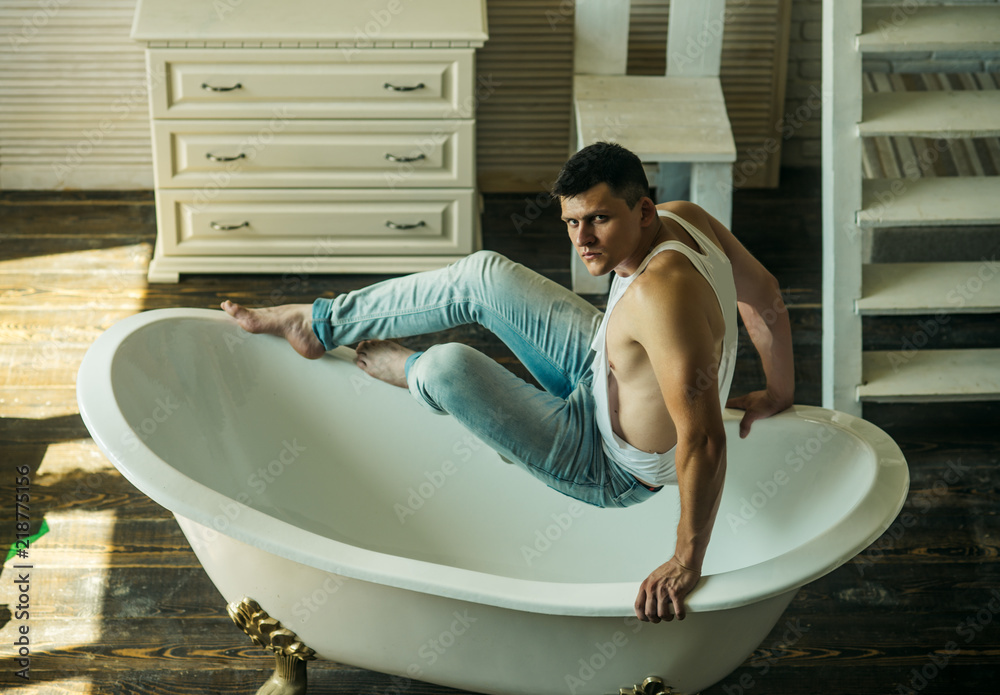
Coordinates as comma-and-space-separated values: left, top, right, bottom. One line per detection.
132, 0, 488, 283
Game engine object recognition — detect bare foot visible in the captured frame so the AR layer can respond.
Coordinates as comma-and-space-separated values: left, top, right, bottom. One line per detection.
354, 340, 413, 388
221, 300, 326, 360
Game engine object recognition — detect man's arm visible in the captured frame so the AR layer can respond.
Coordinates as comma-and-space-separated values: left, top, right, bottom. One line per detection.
628, 270, 727, 622
667, 201, 795, 438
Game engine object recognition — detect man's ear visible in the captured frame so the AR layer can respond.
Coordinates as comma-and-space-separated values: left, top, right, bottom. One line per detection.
638, 196, 659, 225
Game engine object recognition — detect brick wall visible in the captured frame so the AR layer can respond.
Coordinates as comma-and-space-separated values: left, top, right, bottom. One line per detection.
783, 0, 822, 168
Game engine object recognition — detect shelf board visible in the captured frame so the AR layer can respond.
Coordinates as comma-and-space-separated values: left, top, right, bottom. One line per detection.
859, 262, 1000, 315
860, 91, 1000, 139
859, 5, 1000, 53
859, 177, 1000, 228
860, 348, 1000, 402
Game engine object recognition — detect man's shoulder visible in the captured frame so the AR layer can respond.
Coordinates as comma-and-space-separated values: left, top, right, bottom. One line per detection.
626, 256, 714, 314
655, 200, 709, 231
655, 199, 703, 216
655, 201, 727, 254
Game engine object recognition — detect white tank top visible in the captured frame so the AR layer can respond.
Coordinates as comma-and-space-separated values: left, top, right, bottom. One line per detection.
590, 209, 739, 486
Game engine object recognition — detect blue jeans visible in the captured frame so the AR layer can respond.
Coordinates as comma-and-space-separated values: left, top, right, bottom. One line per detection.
311, 250, 659, 508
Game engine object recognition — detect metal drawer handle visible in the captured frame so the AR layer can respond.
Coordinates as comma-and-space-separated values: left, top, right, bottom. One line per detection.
210, 221, 250, 231
383, 82, 425, 92
384, 153, 426, 163
385, 220, 426, 230
201, 82, 243, 92
206, 152, 246, 162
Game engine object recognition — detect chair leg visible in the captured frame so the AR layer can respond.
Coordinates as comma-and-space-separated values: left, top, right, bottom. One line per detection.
690, 162, 733, 230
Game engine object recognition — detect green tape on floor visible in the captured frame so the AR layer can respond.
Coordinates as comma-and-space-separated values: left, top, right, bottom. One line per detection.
5, 519, 50, 564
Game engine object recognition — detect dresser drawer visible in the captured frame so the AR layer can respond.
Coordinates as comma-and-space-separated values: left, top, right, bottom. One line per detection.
156, 189, 475, 257
149, 49, 475, 120
153, 119, 474, 189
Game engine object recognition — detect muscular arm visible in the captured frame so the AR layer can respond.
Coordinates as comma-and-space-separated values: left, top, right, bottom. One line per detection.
628, 270, 727, 622
665, 201, 795, 437
727, 257, 795, 437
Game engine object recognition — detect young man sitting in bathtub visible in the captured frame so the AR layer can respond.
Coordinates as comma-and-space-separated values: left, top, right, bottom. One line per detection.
221, 142, 794, 625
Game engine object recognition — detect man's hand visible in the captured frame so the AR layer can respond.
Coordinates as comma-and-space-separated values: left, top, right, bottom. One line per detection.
727, 389, 792, 439
634, 557, 702, 622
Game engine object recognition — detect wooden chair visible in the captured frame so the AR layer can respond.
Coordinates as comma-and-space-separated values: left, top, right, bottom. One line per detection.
570, 0, 737, 293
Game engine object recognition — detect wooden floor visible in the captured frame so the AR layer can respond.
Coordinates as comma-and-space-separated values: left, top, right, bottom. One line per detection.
1, 172, 998, 694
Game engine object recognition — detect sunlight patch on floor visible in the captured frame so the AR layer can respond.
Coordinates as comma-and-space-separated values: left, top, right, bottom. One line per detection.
35, 440, 118, 480
0, 242, 152, 277
15, 678, 96, 694
0, 239, 153, 424
1, 509, 117, 680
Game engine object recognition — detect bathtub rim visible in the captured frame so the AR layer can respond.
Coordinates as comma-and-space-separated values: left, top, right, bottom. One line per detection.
77, 308, 910, 618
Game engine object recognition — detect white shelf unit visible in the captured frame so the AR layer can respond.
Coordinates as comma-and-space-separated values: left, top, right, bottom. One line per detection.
823, 1, 1000, 412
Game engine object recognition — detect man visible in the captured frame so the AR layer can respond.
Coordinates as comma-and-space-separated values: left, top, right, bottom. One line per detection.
222, 142, 794, 624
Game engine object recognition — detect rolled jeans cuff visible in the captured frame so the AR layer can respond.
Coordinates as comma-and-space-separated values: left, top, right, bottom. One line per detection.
404, 351, 424, 381
311, 297, 336, 350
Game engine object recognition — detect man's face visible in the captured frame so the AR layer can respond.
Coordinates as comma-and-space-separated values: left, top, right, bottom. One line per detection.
560, 183, 645, 277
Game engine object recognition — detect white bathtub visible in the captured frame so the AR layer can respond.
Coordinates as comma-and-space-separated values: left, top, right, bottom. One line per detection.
77, 308, 908, 695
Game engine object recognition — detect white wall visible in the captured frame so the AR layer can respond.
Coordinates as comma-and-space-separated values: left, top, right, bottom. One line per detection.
0, 0, 152, 190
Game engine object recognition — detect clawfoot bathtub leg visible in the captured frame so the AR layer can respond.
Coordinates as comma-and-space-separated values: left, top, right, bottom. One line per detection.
256, 653, 308, 695
227, 597, 317, 695
620, 676, 676, 695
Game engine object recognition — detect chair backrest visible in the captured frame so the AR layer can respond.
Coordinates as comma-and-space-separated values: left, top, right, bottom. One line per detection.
574, 0, 727, 78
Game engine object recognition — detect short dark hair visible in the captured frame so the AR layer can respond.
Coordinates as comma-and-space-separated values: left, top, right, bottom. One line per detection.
551, 142, 650, 209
